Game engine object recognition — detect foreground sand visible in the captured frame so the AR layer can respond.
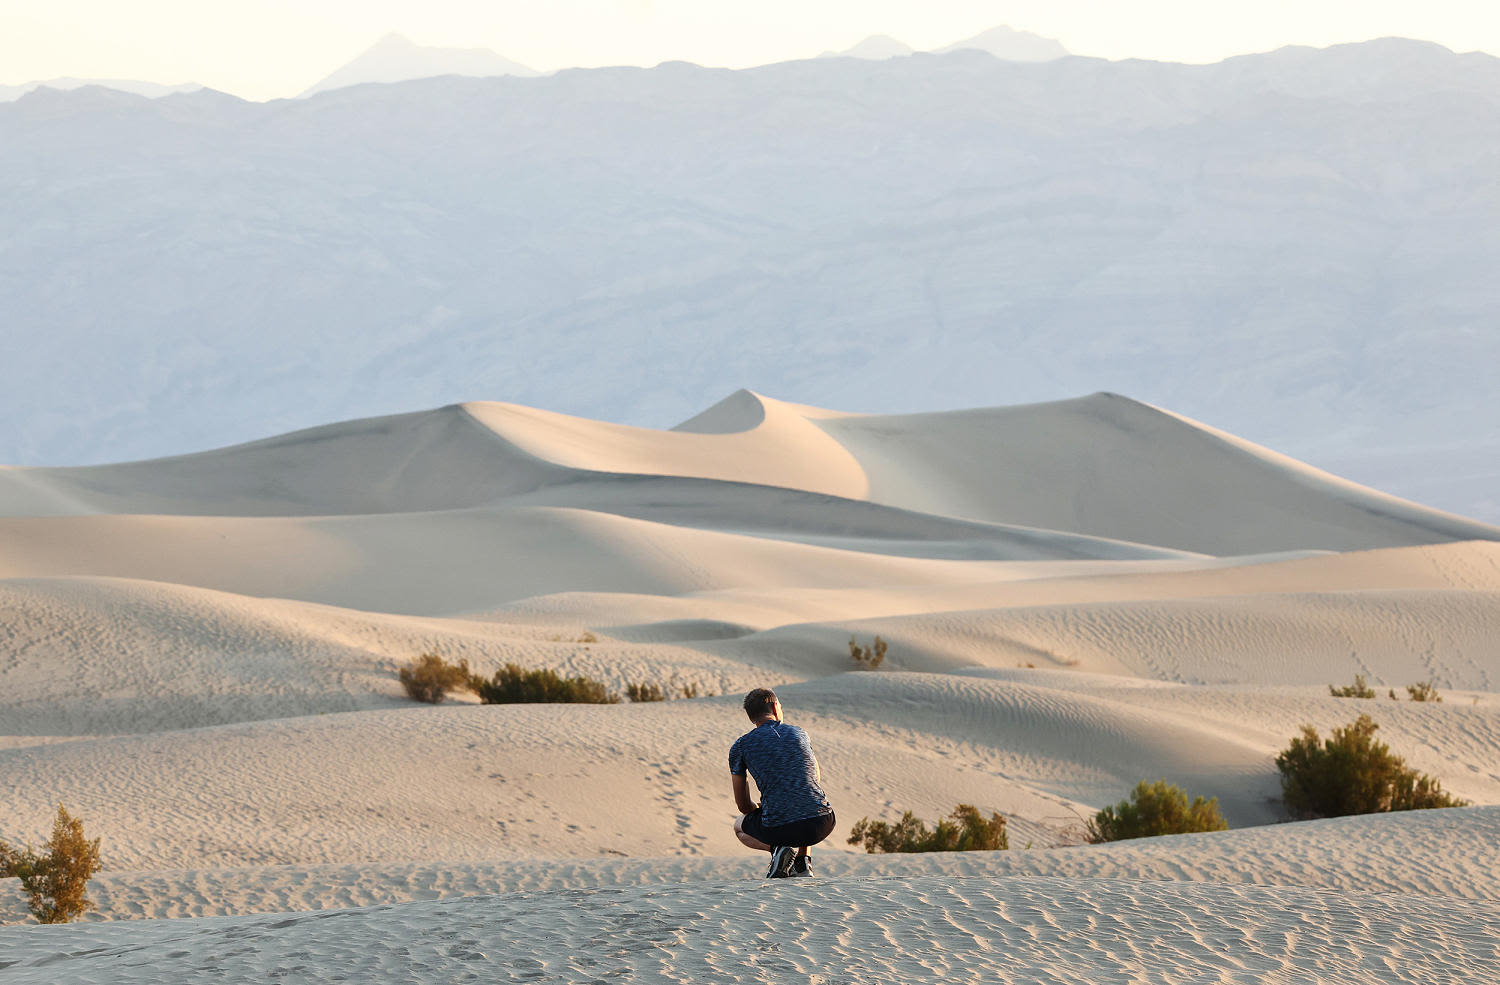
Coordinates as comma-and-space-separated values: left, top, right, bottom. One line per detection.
6, 872, 1498, 984
5, 809, 1500, 984
2, 392, 1498, 982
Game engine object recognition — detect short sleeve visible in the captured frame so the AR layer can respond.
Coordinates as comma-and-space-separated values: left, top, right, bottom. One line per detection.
728, 736, 746, 775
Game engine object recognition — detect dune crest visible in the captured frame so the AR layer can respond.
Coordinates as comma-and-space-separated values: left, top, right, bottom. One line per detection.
462, 390, 869, 499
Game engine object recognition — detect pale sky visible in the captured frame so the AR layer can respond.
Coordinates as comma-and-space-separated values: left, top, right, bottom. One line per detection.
4, 0, 1498, 101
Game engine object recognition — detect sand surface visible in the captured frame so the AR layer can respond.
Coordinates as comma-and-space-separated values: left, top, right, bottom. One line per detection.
2, 392, 1497, 982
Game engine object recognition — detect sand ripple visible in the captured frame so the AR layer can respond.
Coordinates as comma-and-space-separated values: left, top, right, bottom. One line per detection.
3, 875, 1498, 984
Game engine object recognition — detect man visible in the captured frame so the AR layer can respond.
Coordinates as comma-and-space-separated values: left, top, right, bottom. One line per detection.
729, 687, 836, 878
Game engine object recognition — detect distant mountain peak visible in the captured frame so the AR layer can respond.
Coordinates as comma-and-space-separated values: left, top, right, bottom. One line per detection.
299, 32, 539, 98
936, 25, 1069, 61
819, 25, 1068, 63
818, 35, 916, 61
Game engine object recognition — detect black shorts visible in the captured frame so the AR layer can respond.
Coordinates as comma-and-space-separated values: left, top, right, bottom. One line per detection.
741, 809, 836, 848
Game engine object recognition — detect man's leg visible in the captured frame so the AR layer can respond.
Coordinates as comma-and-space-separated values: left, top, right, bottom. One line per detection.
734, 814, 772, 852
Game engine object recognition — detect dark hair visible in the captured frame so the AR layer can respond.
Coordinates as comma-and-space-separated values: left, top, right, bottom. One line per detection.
743, 688, 776, 720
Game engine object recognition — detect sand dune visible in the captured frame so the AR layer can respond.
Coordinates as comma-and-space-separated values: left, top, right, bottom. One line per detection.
0, 405, 566, 518
6, 540, 1496, 733
3, 673, 1495, 875
819, 392, 1499, 552
2, 393, 1497, 984
466, 392, 868, 499
0, 506, 1182, 616
6, 392, 1494, 550
806, 588, 1500, 683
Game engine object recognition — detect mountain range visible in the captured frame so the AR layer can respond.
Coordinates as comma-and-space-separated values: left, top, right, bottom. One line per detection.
2, 24, 1069, 103
1, 38, 1497, 521
0, 77, 202, 102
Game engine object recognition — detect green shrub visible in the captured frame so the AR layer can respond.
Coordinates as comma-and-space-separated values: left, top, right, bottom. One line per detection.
471, 663, 619, 704
849, 635, 887, 670
1329, 674, 1376, 699
0, 804, 103, 924
397, 653, 473, 704
1086, 779, 1228, 843
1406, 680, 1442, 703
1275, 713, 1468, 819
848, 804, 1008, 853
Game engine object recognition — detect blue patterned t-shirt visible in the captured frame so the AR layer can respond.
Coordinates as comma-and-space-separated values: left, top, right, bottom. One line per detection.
728, 721, 832, 827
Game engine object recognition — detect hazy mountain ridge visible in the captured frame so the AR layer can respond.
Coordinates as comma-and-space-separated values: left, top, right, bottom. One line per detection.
0, 77, 202, 103
2, 39, 1497, 520
821, 25, 1067, 62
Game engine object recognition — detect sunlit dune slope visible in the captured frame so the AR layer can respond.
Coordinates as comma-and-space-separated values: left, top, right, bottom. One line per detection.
2, 391, 1494, 559
818, 392, 1500, 552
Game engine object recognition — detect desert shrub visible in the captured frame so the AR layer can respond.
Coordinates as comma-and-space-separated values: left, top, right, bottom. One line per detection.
471, 663, 619, 704
848, 635, 887, 670
1276, 713, 1468, 819
397, 653, 473, 703
1406, 680, 1442, 703
625, 675, 716, 702
0, 804, 103, 924
626, 682, 667, 702
848, 804, 1008, 853
1328, 674, 1376, 699
545, 631, 599, 643
1086, 779, 1228, 843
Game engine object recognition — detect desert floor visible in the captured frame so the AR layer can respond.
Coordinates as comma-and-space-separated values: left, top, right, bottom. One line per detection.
3, 391, 1498, 982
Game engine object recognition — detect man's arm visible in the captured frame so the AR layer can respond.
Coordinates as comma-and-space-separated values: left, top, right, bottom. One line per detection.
731, 773, 758, 814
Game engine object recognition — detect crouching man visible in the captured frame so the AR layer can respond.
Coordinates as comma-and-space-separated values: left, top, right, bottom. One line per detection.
730, 687, 836, 878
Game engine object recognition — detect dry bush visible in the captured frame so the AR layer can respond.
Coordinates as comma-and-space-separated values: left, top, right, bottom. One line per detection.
0, 804, 103, 924
625, 675, 715, 702
848, 804, 1008, 853
1276, 713, 1468, 819
397, 653, 473, 703
472, 663, 619, 704
626, 681, 667, 702
1406, 680, 1442, 703
1086, 780, 1228, 843
848, 635, 887, 670
1328, 674, 1376, 699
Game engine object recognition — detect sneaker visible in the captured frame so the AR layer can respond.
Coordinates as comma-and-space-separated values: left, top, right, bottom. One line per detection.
765, 845, 798, 879
789, 854, 812, 878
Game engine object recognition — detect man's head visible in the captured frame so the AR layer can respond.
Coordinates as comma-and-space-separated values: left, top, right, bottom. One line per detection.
743, 687, 781, 722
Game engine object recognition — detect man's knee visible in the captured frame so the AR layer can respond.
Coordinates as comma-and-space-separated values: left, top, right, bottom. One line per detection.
733, 813, 747, 834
